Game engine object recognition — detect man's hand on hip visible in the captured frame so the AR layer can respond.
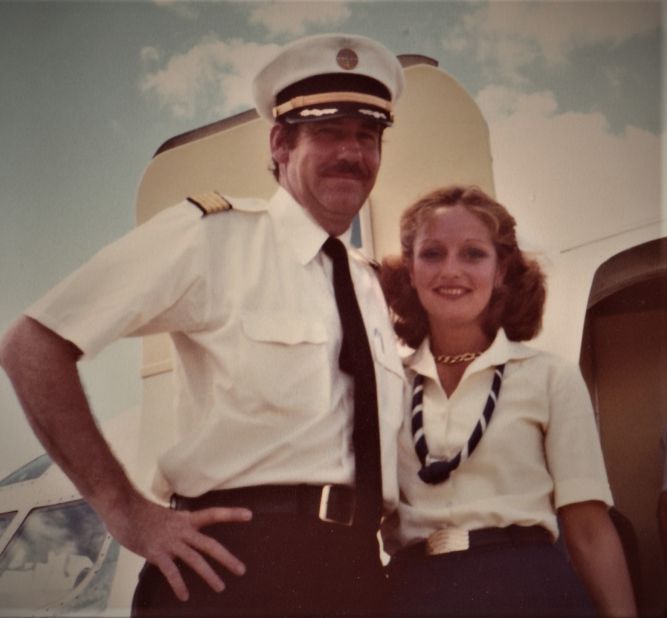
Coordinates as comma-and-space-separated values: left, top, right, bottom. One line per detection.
107, 495, 252, 602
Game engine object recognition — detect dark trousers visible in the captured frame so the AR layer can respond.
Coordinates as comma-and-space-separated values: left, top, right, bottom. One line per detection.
386, 541, 595, 617
131, 512, 386, 617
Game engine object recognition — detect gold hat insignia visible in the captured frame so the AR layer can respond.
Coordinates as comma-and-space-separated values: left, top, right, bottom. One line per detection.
336, 48, 358, 70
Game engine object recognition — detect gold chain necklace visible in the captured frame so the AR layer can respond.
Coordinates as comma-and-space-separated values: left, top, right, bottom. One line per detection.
434, 351, 483, 365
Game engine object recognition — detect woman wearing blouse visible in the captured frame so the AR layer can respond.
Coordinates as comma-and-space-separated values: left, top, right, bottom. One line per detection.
380, 186, 635, 617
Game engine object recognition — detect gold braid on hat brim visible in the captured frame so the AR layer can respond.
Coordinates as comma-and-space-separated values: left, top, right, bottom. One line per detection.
272, 91, 393, 119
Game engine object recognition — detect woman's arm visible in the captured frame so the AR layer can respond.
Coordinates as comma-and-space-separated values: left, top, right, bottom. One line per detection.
559, 500, 636, 617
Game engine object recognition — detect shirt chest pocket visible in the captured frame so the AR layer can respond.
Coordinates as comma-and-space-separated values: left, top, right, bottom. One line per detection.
237, 313, 331, 417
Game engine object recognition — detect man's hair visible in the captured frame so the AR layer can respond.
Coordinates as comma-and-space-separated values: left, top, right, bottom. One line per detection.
270, 122, 300, 181
380, 185, 546, 349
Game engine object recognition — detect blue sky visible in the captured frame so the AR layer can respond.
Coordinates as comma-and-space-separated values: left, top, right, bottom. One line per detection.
0, 0, 663, 476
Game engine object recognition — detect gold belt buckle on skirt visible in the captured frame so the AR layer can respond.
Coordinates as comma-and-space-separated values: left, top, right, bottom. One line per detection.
426, 527, 470, 555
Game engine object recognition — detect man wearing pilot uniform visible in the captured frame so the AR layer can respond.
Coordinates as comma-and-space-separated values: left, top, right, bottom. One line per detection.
0, 34, 406, 616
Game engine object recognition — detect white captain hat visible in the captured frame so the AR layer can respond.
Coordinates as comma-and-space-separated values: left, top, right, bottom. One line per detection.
252, 33, 404, 126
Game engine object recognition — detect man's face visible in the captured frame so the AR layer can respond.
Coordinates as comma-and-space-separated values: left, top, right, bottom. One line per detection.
271, 117, 383, 236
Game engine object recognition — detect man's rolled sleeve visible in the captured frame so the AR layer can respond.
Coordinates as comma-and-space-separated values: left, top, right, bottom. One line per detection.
26, 202, 207, 359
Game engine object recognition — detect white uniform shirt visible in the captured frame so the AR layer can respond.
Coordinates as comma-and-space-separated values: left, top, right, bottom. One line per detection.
27, 187, 405, 508
382, 329, 613, 554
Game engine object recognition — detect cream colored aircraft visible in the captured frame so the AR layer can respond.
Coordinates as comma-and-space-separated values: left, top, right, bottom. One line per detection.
0, 55, 664, 616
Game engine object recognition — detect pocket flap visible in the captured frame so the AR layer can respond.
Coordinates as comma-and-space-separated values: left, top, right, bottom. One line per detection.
241, 313, 328, 345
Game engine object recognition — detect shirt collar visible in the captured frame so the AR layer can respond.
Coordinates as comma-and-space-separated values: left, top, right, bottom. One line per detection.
403, 328, 538, 380
269, 187, 353, 265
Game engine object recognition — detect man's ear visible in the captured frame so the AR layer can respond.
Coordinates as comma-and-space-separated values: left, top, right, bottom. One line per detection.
270, 124, 290, 165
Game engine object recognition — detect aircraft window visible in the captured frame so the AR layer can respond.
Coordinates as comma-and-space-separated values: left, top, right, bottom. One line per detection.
0, 454, 52, 487
0, 500, 116, 612
0, 512, 16, 539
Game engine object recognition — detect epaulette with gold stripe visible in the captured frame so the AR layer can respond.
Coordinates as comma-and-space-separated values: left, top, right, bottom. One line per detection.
187, 191, 232, 216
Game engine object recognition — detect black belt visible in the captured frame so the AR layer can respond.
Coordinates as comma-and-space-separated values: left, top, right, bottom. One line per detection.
171, 484, 357, 527
396, 525, 552, 559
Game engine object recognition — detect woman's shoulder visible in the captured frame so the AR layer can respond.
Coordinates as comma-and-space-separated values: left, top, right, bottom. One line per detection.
507, 343, 587, 394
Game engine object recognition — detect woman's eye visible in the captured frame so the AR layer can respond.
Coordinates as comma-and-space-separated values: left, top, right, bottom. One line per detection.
418, 248, 442, 261
462, 247, 488, 260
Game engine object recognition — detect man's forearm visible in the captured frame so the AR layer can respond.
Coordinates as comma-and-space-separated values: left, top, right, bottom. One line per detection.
0, 316, 138, 512
1, 316, 252, 601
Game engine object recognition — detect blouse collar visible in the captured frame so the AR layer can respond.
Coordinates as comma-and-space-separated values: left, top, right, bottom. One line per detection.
403, 328, 538, 381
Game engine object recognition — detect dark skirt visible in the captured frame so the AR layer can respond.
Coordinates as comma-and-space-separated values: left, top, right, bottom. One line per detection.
386, 540, 595, 617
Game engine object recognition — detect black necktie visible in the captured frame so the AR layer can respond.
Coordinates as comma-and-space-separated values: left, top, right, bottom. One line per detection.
322, 236, 383, 529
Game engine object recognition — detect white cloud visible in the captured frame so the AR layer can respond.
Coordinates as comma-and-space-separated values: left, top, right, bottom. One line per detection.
477, 86, 558, 124
445, 1, 660, 83
249, 1, 351, 36
140, 38, 280, 118
477, 84, 661, 253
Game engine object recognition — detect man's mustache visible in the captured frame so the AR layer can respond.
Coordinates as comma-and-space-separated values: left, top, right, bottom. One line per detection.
322, 161, 368, 179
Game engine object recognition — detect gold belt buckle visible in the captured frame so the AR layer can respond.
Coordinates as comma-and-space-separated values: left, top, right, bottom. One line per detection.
318, 484, 354, 526
426, 527, 470, 555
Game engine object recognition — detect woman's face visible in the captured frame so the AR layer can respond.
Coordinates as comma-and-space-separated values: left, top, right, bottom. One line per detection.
409, 205, 503, 333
